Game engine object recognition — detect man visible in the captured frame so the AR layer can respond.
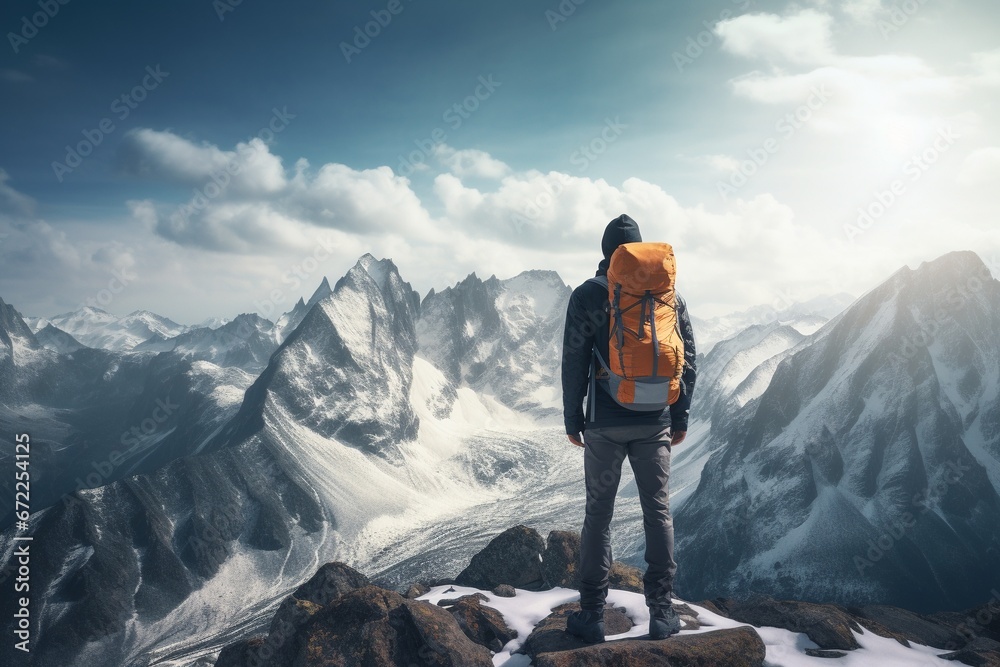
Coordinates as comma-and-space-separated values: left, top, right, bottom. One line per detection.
561, 214, 697, 643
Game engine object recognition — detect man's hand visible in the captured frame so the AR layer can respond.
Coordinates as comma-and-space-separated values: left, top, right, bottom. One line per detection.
567, 433, 584, 448
670, 430, 687, 447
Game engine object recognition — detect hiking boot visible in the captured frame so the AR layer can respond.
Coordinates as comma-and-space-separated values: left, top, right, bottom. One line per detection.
649, 606, 681, 640
567, 608, 605, 644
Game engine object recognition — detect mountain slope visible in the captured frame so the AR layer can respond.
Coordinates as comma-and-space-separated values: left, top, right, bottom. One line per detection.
133, 313, 280, 373
417, 269, 570, 418
0, 297, 255, 531
0, 255, 501, 666
28, 307, 190, 352
675, 251, 1000, 613
275, 276, 333, 342
34, 323, 88, 354
691, 292, 854, 354
217, 255, 420, 455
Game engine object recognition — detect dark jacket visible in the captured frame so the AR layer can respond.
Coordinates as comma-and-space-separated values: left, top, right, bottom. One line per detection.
561, 216, 697, 435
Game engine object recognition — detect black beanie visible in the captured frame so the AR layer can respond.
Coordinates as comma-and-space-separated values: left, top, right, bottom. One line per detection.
601, 214, 642, 259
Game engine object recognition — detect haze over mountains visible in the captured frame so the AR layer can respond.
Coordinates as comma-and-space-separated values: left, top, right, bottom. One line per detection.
1, 250, 997, 666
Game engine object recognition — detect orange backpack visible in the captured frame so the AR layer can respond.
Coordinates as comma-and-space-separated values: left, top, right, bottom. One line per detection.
589, 242, 685, 409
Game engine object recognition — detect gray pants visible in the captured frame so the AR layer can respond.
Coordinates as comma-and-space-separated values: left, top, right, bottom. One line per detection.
579, 423, 676, 611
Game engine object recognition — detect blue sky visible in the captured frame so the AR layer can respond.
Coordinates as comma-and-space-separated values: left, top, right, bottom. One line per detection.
1, 0, 998, 323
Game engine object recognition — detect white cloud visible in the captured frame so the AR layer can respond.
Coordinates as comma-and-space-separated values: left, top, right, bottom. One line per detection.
100, 123, 997, 320
119, 131, 437, 253
715, 10, 835, 65
709, 6, 994, 212
701, 155, 742, 172
967, 49, 1000, 87
433, 145, 511, 179
120, 129, 287, 195
957, 147, 1000, 187
105, 129, 910, 319
0, 169, 36, 216
290, 162, 436, 238
840, 0, 884, 23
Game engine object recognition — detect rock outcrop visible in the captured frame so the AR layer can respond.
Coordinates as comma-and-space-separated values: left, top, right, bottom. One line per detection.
455, 525, 547, 591
214, 526, 1000, 666
531, 626, 766, 667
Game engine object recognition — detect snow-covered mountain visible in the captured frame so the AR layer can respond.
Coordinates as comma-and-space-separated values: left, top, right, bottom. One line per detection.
0, 295, 46, 402
34, 322, 88, 354
275, 276, 332, 342
26, 307, 191, 352
417, 269, 570, 419
2, 251, 998, 666
675, 251, 1000, 613
133, 313, 280, 373
691, 291, 854, 354
0, 298, 254, 532
216, 255, 421, 456
691, 321, 806, 424
0, 254, 570, 666
197, 316, 230, 330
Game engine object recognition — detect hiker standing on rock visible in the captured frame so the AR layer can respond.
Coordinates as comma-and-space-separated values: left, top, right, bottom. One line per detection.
561, 214, 698, 643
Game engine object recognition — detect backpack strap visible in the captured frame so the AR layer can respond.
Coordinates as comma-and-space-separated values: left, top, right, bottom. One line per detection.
585, 275, 609, 423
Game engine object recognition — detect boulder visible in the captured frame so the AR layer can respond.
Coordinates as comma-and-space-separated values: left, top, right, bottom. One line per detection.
214, 635, 266, 667
674, 603, 702, 631
608, 561, 644, 593
517, 602, 634, 658
492, 584, 516, 598
850, 604, 961, 649
437, 592, 488, 607
403, 582, 430, 599
540, 529, 644, 594
710, 596, 887, 651
543, 530, 581, 588
533, 626, 767, 667
447, 594, 518, 652
455, 525, 546, 591
215, 562, 369, 667
293, 585, 492, 666
939, 637, 1000, 666
288, 561, 371, 607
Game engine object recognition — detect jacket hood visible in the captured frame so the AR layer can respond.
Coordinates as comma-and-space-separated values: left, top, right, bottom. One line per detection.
597, 214, 642, 275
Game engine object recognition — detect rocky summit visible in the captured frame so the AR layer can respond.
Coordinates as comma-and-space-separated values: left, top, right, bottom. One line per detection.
212, 525, 1000, 666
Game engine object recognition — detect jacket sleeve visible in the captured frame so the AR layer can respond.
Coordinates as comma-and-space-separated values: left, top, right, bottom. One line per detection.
669, 293, 697, 432
562, 288, 595, 435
